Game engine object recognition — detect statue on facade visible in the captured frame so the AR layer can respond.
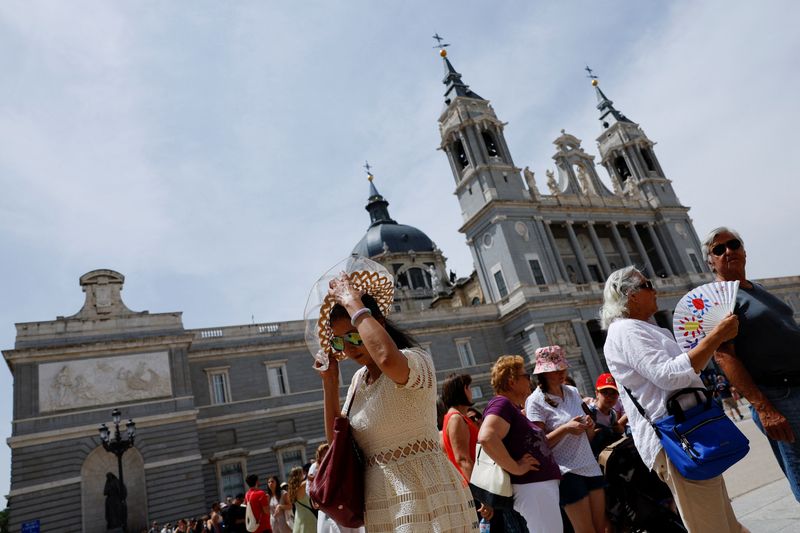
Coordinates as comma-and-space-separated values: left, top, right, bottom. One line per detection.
545, 169, 559, 195
576, 165, 592, 195
523, 166, 540, 198
104, 472, 127, 531
429, 265, 443, 294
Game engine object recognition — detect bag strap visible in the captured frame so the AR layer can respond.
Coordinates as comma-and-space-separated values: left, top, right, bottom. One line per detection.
622, 386, 661, 438
343, 369, 367, 418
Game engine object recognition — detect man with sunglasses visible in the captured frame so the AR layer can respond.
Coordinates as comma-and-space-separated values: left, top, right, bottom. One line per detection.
704, 226, 800, 502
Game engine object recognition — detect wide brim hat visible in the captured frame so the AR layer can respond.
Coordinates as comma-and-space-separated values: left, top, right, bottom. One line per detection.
595, 372, 618, 391
304, 255, 395, 369
532, 345, 569, 374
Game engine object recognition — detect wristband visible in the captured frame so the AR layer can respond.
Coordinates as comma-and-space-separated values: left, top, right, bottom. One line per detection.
350, 307, 372, 327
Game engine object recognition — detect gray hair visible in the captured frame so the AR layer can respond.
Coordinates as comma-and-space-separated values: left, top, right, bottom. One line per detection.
701, 226, 744, 270
599, 266, 643, 329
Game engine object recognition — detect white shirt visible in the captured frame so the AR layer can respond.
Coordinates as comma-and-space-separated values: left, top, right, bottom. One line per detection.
603, 318, 704, 469
525, 384, 602, 477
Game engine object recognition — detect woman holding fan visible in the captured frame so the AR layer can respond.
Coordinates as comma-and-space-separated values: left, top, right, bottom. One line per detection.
600, 266, 747, 532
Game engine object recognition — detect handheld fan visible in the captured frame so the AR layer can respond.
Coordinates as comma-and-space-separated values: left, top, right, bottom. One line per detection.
672, 280, 739, 350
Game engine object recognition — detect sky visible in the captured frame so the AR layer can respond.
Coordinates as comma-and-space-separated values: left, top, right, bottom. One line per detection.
1, 0, 798, 507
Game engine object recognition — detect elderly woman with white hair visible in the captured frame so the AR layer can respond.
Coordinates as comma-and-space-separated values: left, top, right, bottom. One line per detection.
703, 226, 800, 502
600, 266, 748, 532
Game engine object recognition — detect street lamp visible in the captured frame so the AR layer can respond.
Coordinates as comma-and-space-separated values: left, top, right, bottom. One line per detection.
99, 408, 136, 532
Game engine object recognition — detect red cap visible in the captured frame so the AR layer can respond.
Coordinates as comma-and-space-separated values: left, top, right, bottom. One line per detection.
595, 373, 618, 391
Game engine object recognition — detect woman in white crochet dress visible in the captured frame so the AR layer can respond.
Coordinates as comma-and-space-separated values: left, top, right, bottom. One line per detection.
316, 270, 478, 532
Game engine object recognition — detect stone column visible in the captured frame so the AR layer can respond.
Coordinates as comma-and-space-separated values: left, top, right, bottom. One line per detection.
587, 222, 611, 278
572, 319, 605, 379
542, 221, 569, 282
628, 223, 655, 278
610, 223, 632, 265
566, 221, 592, 283
646, 222, 673, 277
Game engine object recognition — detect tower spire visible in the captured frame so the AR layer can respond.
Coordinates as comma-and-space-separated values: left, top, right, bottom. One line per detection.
363, 162, 396, 227
433, 34, 482, 102
585, 66, 633, 129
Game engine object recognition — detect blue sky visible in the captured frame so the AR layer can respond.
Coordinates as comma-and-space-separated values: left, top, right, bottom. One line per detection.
1, 1, 799, 507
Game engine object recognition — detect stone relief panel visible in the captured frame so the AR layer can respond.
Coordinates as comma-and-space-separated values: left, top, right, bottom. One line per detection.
39, 351, 172, 412
544, 321, 578, 348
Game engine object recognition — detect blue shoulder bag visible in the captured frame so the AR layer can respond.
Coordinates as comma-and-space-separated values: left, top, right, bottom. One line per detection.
625, 386, 749, 480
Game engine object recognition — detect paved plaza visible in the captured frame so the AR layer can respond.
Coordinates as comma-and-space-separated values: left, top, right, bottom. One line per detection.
724, 412, 800, 532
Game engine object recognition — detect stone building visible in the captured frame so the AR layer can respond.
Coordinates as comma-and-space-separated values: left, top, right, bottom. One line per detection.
4, 52, 800, 531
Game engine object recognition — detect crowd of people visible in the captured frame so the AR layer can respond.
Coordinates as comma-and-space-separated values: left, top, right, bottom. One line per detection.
147, 226, 799, 532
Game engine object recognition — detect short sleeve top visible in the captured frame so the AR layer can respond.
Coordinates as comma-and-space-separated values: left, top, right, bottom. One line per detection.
482, 395, 560, 485
733, 282, 800, 385
525, 385, 602, 477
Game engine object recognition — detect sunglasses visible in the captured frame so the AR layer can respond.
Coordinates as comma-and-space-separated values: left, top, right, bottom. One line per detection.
711, 238, 742, 257
330, 332, 364, 352
634, 279, 655, 292
516, 372, 531, 381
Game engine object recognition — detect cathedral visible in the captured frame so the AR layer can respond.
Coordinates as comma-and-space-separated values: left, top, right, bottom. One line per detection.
4, 50, 800, 532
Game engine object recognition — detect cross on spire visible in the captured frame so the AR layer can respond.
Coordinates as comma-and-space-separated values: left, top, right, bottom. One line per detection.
363, 160, 373, 180
585, 65, 598, 80
432, 33, 450, 50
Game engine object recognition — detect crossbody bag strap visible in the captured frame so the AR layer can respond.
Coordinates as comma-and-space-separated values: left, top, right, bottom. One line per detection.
623, 385, 661, 438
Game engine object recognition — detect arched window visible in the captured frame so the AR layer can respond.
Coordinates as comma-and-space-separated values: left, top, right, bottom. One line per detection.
452, 140, 469, 170
482, 131, 500, 158
640, 147, 656, 172
471, 297, 481, 306
613, 154, 631, 182
407, 268, 428, 290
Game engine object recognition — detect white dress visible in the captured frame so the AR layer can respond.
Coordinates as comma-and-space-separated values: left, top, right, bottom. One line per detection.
342, 347, 478, 533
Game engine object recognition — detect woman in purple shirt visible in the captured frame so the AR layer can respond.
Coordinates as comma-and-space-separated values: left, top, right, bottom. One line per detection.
478, 355, 562, 532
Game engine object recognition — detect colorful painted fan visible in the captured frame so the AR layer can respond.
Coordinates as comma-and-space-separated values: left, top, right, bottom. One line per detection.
672, 281, 739, 350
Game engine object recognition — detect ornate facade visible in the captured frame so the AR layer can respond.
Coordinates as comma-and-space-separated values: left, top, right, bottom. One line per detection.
4, 53, 800, 532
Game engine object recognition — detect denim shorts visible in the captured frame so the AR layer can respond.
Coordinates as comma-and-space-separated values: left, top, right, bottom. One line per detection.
559, 472, 606, 506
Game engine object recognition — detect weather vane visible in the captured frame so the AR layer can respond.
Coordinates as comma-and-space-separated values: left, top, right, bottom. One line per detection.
585, 65, 598, 80
432, 33, 450, 50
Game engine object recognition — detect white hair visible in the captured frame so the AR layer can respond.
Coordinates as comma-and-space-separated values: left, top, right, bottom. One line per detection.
599, 266, 643, 330
701, 226, 744, 270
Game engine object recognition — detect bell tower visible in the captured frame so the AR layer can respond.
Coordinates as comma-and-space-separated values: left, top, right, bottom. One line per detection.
435, 42, 563, 303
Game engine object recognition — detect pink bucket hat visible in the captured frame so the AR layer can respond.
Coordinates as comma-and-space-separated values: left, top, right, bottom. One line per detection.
533, 345, 569, 374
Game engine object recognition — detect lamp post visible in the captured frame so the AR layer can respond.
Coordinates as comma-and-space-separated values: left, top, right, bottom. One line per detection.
99, 408, 136, 532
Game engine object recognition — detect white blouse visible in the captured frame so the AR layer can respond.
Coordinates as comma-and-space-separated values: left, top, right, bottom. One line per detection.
603, 318, 705, 469
525, 384, 602, 477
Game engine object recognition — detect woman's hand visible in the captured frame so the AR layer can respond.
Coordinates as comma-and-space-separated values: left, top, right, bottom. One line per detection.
315, 354, 339, 385
328, 272, 364, 312
509, 453, 540, 476
711, 313, 739, 343
478, 503, 494, 521
564, 415, 592, 434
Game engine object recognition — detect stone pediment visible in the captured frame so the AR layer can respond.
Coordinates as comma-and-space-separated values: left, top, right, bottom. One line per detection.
70, 269, 140, 319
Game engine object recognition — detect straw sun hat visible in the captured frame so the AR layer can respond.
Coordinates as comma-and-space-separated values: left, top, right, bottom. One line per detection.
304, 255, 395, 369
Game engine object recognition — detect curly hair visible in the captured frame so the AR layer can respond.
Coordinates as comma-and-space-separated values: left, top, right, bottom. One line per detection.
315, 442, 330, 464
490, 355, 525, 394
287, 466, 305, 504
599, 266, 643, 329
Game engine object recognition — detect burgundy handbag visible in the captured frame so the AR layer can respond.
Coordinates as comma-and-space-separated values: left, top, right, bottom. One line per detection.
309, 383, 365, 528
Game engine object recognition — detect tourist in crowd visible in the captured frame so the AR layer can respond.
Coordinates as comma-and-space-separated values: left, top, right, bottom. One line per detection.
526, 346, 606, 533
221, 493, 247, 533
268, 476, 292, 533
715, 375, 745, 421
441, 373, 493, 523
600, 266, 747, 531
314, 264, 478, 531
287, 466, 317, 532
704, 227, 800, 501
478, 355, 562, 532
245, 474, 272, 533
585, 373, 629, 456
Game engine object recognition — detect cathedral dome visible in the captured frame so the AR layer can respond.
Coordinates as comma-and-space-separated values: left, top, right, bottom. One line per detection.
351, 176, 436, 258
352, 222, 435, 257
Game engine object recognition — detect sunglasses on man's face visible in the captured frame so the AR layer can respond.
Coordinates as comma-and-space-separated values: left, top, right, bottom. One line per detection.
634, 279, 655, 292
330, 331, 364, 352
711, 238, 742, 257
